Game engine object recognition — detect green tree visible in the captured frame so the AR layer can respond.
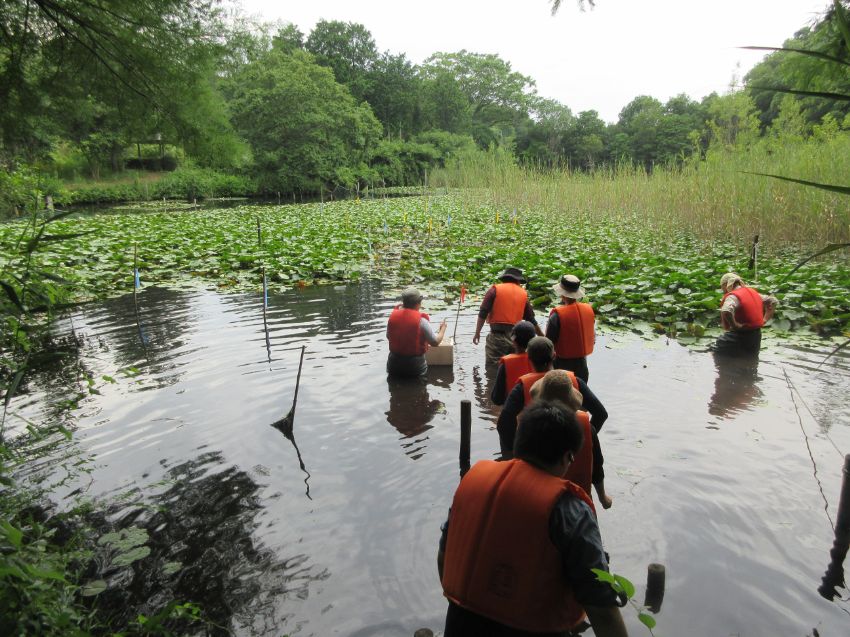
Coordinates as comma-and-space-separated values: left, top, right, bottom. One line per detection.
422, 51, 536, 146
365, 52, 424, 136
223, 49, 382, 193
305, 20, 379, 102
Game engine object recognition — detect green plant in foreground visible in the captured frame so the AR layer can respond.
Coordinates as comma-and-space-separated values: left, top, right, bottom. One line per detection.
591, 568, 656, 634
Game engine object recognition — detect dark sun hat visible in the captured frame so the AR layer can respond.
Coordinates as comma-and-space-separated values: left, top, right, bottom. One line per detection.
498, 267, 526, 283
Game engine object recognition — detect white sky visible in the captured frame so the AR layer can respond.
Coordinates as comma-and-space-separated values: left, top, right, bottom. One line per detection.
240, 0, 832, 123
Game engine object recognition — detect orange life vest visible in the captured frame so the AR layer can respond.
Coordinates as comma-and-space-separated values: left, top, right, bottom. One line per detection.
722, 287, 765, 330
519, 371, 547, 406
519, 370, 578, 406
564, 411, 593, 498
387, 307, 430, 356
551, 303, 595, 358
442, 459, 594, 633
500, 353, 532, 394
488, 283, 528, 325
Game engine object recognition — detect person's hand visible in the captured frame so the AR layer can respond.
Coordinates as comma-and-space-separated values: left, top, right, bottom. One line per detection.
472, 333, 480, 345
440, 319, 447, 330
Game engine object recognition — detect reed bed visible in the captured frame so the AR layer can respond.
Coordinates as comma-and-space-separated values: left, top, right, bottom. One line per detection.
432, 133, 850, 248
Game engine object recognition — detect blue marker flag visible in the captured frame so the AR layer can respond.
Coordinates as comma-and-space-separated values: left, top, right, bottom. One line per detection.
134, 268, 140, 289
446, 213, 452, 228
383, 220, 389, 234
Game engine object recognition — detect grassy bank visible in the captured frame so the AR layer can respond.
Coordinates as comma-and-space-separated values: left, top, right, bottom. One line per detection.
431, 133, 850, 247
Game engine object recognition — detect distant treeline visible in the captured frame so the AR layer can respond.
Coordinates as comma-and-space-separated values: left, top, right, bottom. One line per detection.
1, 1, 848, 202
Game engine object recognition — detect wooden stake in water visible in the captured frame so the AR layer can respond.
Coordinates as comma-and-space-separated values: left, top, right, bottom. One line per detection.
452, 284, 465, 341
459, 400, 471, 478
257, 218, 262, 246
644, 563, 666, 613
272, 346, 307, 437
262, 266, 268, 310
749, 234, 760, 284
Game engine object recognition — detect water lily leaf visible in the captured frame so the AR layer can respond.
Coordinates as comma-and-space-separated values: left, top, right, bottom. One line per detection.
98, 526, 148, 550
112, 545, 151, 567
81, 580, 108, 596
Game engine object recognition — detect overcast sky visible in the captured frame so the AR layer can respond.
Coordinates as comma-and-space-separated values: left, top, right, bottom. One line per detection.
240, 0, 832, 123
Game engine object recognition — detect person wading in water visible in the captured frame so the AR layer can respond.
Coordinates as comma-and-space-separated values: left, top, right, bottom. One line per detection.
473, 267, 542, 368
713, 272, 777, 356
438, 400, 628, 637
546, 274, 595, 382
386, 287, 447, 377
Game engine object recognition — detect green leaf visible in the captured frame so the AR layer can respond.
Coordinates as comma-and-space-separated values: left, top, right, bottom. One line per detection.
613, 574, 635, 599
1, 520, 24, 548
112, 545, 151, 567
745, 86, 850, 103
638, 612, 657, 629
0, 281, 24, 312
740, 45, 850, 67
81, 579, 108, 596
591, 568, 616, 584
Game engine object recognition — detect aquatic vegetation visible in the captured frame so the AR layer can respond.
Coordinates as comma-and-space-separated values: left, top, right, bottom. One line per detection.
1, 194, 847, 337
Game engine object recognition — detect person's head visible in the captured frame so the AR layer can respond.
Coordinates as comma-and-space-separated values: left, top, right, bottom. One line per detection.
401, 287, 423, 309
514, 400, 583, 474
526, 336, 555, 372
720, 273, 744, 294
530, 370, 583, 410
498, 267, 526, 284
510, 320, 536, 352
552, 274, 585, 303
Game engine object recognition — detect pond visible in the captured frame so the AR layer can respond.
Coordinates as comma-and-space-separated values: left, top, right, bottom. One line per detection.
10, 282, 850, 636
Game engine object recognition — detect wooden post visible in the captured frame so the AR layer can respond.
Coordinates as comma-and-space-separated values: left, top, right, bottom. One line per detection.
460, 400, 471, 478
644, 563, 666, 613
257, 218, 262, 246
819, 454, 850, 600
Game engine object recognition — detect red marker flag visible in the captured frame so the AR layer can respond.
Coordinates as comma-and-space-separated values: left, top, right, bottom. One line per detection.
460, 285, 467, 304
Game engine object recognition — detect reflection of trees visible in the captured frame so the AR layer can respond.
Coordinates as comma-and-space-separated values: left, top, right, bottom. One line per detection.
708, 353, 763, 418
385, 376, 444, 460
471, 364, 500, 425
94, 451, 328, 635
79, 286, 197, 388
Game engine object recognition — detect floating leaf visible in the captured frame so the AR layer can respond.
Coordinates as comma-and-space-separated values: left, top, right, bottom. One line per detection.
81, 580, 108, 596
112, 545, 151, 567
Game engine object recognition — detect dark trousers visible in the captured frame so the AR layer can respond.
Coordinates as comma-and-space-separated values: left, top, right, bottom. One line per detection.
712, 329, 762, 356
554, 356, 589, 383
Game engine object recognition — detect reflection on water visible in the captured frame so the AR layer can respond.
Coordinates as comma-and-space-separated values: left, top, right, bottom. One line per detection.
385, 367, 454, 460
9, 283, 850, 636
94, 451, 328, 635
708, 353, 763, 418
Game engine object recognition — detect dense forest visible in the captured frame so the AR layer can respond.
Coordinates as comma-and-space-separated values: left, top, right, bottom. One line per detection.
1, 0, 849, 210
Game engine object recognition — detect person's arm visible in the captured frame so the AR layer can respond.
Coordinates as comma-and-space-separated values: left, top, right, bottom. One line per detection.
490, 364, 508, 405
473, 287, 496, 344
438, 513, 449, 581
472, 316, 485, 345
584, 605, 628, 637
496, 383, 525, 458
422, 317, 448, 346
545, 311, 560, 343
522, 300, 543, 334
577, 378, 607, 432
762, 294, 778, 323
720, 295, 740, 331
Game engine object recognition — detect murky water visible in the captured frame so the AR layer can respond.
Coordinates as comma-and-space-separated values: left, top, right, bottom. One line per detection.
11, 282, 850, 636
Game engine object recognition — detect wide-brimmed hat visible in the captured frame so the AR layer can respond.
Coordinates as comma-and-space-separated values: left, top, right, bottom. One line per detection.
401, 287, 423, 306
498, 267, 526, 283
510, 320, 537, 349
530, 370, 583, 410
720, 272, 744, 293
552, 274, 585, 300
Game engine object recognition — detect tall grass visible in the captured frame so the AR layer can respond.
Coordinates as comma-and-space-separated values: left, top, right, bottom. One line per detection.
431, 133, 850, 247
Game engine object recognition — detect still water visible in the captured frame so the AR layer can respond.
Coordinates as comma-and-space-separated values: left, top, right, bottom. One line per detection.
11, 282, 850, 636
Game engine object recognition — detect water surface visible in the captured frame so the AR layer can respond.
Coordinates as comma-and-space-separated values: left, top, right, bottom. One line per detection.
11, 283, 850, 636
